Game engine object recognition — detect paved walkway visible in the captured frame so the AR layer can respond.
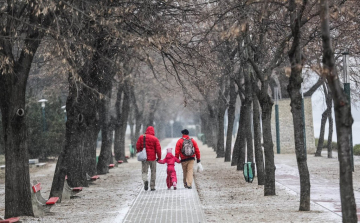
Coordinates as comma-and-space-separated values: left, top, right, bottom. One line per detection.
275, 152, 360, 220
121, 139, 206, 223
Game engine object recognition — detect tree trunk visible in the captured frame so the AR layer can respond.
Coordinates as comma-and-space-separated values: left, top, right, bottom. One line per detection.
118, 85, 130, 162
129, 106, 135, 146
146, 99, 159, 127
253, 93, 265, 185
236, 102, 249, 171
320, 2, 357, 221
326, 87, 333, 158
201, 111, 212, 146
232, 101, 246, 169
97, 86, 113, 174
135, 113, 143, 142
260, 100, 276, 196
0, 7, 51, 216
83, 118, 99, 177
315, 84, 330, 157
216, 107, 226, 158
246, 110, 254, 163
114, 86, 123, 161
64, 84, 89, 188
243, 64, 254, 165
225, 81, 236, 162
50, 78, 89, 200
0, 84, 33, 218
315, 109, 328, 157
287, 83, 311, 211
287, 0, 311, 210
327, 109, 333, 158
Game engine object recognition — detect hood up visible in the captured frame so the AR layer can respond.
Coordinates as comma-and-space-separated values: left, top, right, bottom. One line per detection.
145, 126, 155, 136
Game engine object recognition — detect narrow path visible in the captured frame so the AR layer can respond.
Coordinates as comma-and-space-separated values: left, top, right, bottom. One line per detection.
120, 139, 206, 223
275, 155, 360, 220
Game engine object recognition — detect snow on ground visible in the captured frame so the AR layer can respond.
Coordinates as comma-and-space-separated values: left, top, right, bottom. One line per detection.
195, 143, 358, 223
0, 138, 358, 222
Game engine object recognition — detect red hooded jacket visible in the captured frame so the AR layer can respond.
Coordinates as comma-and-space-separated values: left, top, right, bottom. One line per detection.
175, 135, 200, 162
136, 126, 162, 161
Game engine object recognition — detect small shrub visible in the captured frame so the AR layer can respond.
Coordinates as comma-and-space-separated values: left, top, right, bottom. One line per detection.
354, 144, 360, 156
314, 138, 337, 151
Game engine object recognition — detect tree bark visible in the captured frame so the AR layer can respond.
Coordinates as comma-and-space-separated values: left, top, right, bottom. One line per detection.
50, 78, 89, 200
253, 93, 265, 185
83, 114, 99, 177
315, 109, 328, 156
118, 84, 131, 162
320, 0, 357, 221
97, 85, 113, 174
288, 0, 311, 211
325, 85, 333, 158
315, 84, 331, 157
243, 62, 254, 165
0, 6, 49, 216
64, 82, 89, 188
232, 101, 246, 169
261, 100, 275, 195
327, 107, 333, 158
207, 104, 218, 150
0, 83, 33, 218
216, 107, 226, 158
114, 86, 124, 161
225, 81, 236, 162
250, 60, 276, 195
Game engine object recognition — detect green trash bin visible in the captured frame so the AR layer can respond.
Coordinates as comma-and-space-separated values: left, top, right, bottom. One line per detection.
96, 156, 99, 164
129, 144, 135, 158
197, 133, 205, 144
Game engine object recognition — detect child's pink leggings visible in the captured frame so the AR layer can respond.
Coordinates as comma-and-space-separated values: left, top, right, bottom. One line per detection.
166, 165, 177, 188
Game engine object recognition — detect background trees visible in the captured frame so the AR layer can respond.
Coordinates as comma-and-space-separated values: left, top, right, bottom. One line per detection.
0, 0, 358, 221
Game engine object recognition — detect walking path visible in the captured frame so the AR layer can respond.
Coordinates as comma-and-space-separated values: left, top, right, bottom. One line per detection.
120, 139, 206, 223
275, 152, 360, 220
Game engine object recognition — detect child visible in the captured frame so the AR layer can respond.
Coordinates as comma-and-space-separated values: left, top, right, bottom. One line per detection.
158, 148, 180, 190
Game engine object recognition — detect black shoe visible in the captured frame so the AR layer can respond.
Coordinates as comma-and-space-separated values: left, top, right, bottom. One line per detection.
151, 188, 156, 191
144, 181, 148, 191
188, 186, 192, 189
184, 183, 188, 188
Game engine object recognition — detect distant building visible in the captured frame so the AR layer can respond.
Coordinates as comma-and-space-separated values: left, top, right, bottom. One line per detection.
271, 97, 316, 154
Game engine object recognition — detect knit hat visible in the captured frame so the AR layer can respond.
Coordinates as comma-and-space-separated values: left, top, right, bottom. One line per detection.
181, 129, 189, 135
167, 148, 172, 153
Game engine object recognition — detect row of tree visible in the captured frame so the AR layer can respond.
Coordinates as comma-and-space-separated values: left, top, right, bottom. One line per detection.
0, 0, 358, 222
189, 1, 358, 222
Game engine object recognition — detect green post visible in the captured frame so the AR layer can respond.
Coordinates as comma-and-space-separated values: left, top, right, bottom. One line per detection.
344, 83, 354, 172
274, 87, 280, 154
275, 104, 280, 154
301, 97, 307, 158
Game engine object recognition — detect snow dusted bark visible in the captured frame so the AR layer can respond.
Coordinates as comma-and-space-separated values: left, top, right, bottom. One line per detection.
287, 0, 310, 211
225, 81, 236, 162
320, 0, 357, 221
253, 93, 265, 185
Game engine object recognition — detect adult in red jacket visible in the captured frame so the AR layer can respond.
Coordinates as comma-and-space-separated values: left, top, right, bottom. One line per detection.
136, 126, 162, 191
175, 129, 201, 189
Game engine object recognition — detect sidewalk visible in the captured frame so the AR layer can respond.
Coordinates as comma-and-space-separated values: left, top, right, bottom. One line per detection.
121, 139, 206, 223
195, 141, 346, 222
275, 152, 360, 220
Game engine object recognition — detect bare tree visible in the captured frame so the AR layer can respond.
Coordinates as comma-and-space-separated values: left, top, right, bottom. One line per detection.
320, 0, 357, 221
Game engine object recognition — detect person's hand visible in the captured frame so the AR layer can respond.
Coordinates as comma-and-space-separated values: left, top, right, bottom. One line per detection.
197, 159, 200, 163
156, 158, 159, 162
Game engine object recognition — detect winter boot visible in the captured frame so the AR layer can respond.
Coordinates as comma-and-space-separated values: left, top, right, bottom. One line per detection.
173, 182, 177, 190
